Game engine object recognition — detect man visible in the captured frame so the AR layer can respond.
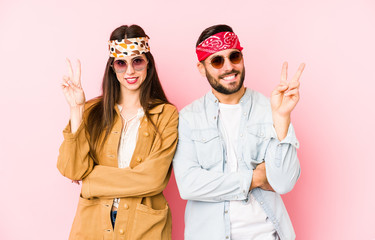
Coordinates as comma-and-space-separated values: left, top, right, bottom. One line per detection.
173, 24, 305, 240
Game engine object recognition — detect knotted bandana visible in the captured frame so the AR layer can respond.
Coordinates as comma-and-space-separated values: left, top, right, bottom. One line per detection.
196, 32, 243, 61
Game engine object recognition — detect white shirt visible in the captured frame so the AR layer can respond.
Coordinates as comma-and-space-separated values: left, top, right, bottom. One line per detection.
219, 103, 277, 240
113, 105, 144, 208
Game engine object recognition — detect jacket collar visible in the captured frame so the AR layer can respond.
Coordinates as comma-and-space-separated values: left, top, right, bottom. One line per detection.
114, 103, 165, 115
149, 104, 165, 114
205, 88, 253, 124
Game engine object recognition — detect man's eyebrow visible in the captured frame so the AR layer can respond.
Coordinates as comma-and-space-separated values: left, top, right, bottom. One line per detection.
208, 54, 223, 60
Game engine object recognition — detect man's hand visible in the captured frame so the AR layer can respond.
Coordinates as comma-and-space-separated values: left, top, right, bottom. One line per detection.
250, 162, 274, 192
271, 62, 305, 140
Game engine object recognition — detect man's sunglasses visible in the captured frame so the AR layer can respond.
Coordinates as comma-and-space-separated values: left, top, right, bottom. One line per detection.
112, 57, 148, 73
209, 51, 243, 69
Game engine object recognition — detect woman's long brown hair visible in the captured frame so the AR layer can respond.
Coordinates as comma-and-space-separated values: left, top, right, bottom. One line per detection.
86, 25, 170, 162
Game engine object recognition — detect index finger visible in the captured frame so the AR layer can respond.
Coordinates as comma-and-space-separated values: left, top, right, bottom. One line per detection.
291, 63, 306, 82
280, 61, 288, 84
66, 58, 74, 80
74, 59, 82, 87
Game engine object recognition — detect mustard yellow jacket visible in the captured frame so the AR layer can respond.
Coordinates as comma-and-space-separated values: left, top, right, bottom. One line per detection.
57, 99, 178, 240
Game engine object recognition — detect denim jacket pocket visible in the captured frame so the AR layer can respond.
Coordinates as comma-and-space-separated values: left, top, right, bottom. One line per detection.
191, 129, 223, 169
246, 123, 273, 162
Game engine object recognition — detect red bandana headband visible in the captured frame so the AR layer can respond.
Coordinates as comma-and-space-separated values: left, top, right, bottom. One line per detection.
196, 31, 243, 61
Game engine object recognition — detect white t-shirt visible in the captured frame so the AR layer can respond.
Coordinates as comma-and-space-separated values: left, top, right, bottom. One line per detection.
219, 103, 278, 240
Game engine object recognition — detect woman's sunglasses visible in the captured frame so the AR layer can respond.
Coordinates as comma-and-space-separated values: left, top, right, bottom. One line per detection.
209, 51, 243, 69
112, 57, 148, 73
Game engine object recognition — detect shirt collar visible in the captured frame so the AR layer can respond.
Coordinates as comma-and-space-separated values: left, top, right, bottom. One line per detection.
206, 88, 252, 106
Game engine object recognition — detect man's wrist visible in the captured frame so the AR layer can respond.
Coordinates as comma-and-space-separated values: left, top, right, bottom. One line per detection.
250, 169, 260, 190
272, 112, 291, 141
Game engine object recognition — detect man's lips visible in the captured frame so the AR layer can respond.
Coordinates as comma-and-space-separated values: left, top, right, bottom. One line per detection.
220, 71, 239, 82
221, 73, 237, 81
125, 77, 138, 84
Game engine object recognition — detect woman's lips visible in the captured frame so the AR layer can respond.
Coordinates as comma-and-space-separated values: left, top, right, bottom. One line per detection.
125, 77, 138, 84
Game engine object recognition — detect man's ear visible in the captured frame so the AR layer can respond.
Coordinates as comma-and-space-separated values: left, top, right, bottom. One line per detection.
197, 62, 207, 77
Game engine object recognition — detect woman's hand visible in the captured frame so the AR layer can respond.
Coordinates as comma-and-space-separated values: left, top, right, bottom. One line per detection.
72, 180, 81, 185
61, 59, 86, 133
61, 59, 85, 108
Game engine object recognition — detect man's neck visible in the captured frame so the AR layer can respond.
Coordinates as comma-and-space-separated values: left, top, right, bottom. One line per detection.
212, 86, 246, 104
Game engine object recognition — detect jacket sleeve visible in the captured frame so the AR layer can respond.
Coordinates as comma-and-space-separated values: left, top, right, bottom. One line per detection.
173, 114, 253, 203
56, 120, 95, 181
264, 124, 301, 194
81, 107, 178, 199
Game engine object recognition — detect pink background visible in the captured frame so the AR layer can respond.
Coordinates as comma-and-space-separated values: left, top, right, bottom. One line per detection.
1, 0, 374, 239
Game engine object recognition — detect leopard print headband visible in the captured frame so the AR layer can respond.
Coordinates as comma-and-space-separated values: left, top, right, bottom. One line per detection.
108, 37, 150, 58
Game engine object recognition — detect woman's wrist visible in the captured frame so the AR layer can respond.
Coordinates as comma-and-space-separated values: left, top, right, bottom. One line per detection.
70, 105, 85, 133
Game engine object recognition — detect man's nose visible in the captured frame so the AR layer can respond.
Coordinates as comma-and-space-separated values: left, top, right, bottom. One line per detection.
221, 58, 234, 72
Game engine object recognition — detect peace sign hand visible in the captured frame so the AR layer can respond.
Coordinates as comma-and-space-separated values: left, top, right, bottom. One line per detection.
61, 59, 85, 108
271, 62, 305, 117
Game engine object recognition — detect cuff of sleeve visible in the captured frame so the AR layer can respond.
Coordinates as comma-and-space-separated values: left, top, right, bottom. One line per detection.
81, 176, 91, 198
239, 170, 253, 200
62, 120, 85, 141
271, 124, 299, 148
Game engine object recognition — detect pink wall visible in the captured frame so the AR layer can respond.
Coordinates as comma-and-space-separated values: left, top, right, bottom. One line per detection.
1, 0, 374, 239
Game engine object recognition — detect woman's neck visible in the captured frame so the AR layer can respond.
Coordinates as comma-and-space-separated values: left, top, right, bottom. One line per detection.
118, 90, 142, 112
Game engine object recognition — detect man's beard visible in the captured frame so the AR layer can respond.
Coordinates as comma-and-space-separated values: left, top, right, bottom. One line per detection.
206, 68, 245, 95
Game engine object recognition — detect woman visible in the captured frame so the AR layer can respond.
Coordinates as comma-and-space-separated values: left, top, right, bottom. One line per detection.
57, 25, 178, 240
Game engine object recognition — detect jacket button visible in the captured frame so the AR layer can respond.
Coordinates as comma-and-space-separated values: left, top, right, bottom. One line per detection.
143, 132, 149, 137
136, 157, 142, 163
124, 204, 129, 210
119, 229, 124, 235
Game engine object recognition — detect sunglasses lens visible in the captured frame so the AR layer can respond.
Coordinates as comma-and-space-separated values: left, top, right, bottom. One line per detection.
113, 58, 147, 73
229, 52, 242, 64
210, 56, 224, 69
132, 58, 147, 71
113, 60, 128, 73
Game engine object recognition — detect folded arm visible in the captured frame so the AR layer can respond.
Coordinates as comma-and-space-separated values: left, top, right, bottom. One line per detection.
81, 108, 179, 199
57, 120, 95, 181
173, 115, 253, 202
264, 124, 301, 194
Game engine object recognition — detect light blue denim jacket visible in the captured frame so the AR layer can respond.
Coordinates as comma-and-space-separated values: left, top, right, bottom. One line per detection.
173, 89, 300, 240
